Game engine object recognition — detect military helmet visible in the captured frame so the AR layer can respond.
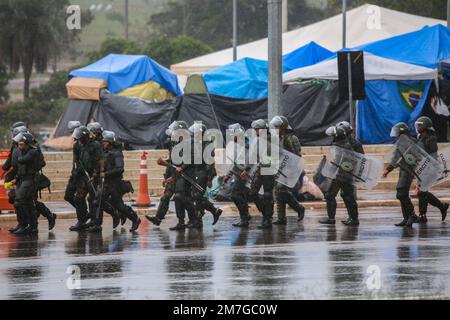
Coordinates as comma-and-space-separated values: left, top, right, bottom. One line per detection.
13, 132, 34, 145
11, 121, 27, 131
12, 125, 29, 138
336, 121, 353, 136
68, 121, 82, 132
165, 121, 189, 137
87, 122, 104, 135
102, 130, 116, 144
188, 123, 207, 135
228, 123, 245, 134
390, 122, 410, 138
251, 119, 268, 130
325, 126, 347, 141
415, 116, 435, 133
269, 116, 292, 130
72, 126, 90, 140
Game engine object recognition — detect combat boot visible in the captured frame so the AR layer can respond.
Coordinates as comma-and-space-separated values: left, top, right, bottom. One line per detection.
395, 219, 408, 227
13, 225, 29, 235
232, 220, 249, 228
297, 206, 305, 222
121, 214, 127, 226
212, 209, 223, 226
130, 217, 141, 232
343, 218, 359, 226
257, 216, 272, 229
69, 221, 88, 232
441, 203, 449, 221
319, 218, 336, 225
48, 213, 57, 231
25, 225, 38, 235
273, 219, 287, 226
112, 214, 120, 229
87, 225, 102, 233
145, 215, 162, 226
417, 215, 428, 224
406, 213, 419, 227
170, 221, 186, 231
9, 225, 21, 233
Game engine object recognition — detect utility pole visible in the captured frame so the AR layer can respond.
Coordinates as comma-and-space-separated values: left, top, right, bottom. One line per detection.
268, 0, 283, 120
342, 0, 347, 48
233, 0, 237, 61
447, 0, 450, 28
124, 0, 129, 40
282, 0, 288, 33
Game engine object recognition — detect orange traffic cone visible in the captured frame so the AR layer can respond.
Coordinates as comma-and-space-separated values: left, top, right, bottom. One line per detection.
0, 150, 15, 213
134, 151, 152, 207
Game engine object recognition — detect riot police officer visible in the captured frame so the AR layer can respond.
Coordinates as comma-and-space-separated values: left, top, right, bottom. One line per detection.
245, 119, 275, 229
224, 123, 252, 228
189, 123, 222, 228
87, 122, 104, 142
384, 122, 419, 227
11, 132, 41, 235
146, 121, 188, 226
88, 131, 141, 232
67, 126, 105, 231
415, 116, 449, 223
319, 126, 360, 226
270, 116, 305, 225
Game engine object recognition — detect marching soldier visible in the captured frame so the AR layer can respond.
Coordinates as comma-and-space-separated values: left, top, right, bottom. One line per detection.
383, 123, 419, 227
87, 122, 104, 142
245, 119, 275, 230
11, 132, 41, 235
87, 131, 141, 232
414, 116, 449, 223
224, 123, 252, 228
67, 126, 106, 231
189, 123, 222, 228
319, 126, 360, 226
146, 121, 187, 226
270, 116, 305, 225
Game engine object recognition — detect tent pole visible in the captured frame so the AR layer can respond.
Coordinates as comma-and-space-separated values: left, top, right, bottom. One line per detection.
342, 0, 347, 49
268, 0, 283, 120
347, 52, 355, 130
233, 0, 237, 61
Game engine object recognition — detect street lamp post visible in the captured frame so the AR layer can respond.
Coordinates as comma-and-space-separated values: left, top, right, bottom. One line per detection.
268, 0, 283, 120
342, 0, 347, 48
233, 0, 237, 61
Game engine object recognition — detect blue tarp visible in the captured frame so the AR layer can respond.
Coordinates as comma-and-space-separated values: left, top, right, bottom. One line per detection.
357, 80, 432, 144
69, 54, 182, 96
283, 41, 334, 71
355, 25, 450, 69
204, 42, 333, 100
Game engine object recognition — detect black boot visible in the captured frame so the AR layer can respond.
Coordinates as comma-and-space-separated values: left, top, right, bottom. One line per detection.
130, 217, 141, 232
406, 213, 419, 227
13, 225, 30, 235
112, 214, 120, 229
257, 215, 272, 229
69, 221, 88, 231
273, 219, 287, 226
395, 219, 408, 227
48, 213, 57, 231
169, 222, 186, 231
319, 218, 336, 225
441, 203, 449, 221
145, 215, 162, 226
297, 206, 305, 222
9, 225, 21, 233
232, 219, 249, 228
120, 214, 127, 226
417, 215, 428, 224
343, 218, 360, 226
87, 224, 102, 233
212, 209, 222, 226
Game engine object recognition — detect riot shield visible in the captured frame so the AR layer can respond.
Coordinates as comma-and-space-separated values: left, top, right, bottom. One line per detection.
386, 134, 441, 190
273, 148, 305, 188
433, 146, 450, 186
321, 146, 384, 190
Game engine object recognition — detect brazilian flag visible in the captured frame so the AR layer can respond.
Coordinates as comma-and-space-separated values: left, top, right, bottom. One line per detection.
398, 80, 427, 111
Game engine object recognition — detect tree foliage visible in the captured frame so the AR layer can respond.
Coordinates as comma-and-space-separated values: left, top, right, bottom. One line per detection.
0, 0, 93, 99
148, 0, 327, 51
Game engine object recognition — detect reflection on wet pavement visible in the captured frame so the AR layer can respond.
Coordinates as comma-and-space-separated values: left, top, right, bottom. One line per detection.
1, 207, 450, 299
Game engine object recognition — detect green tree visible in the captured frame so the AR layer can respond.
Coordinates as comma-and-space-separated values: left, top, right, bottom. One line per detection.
0, 0, 93, 100
86, 38, 143, 63
144, 35, 212, 68
0, 63, 9, 104
328, 0, 447, 19
148, 0, 326, 51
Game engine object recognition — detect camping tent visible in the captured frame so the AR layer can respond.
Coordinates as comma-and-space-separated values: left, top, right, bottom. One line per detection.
171, 4, 446, 75
283, 52, 438, 144
69, 54, 182, 97
203, 42, 333, 100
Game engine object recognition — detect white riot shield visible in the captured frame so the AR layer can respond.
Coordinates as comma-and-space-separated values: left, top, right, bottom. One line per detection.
274, 148, 305, 188
386, 135, 441, 190
432, 146, 450, 186
321, 146, 384, 190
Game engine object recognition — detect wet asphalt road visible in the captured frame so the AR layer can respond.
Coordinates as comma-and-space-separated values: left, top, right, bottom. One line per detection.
1, 208, 450, 300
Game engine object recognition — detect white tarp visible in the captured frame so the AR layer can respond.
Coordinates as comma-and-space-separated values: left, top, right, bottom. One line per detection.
283, 52, 437, 82
171, 4, 445, 75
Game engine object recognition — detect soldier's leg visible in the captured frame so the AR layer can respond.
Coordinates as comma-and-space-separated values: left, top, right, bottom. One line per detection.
395, 171, 417, 227
231, 177, 250, 227
14, 180, 37, 234
258, 174, 274, 229
171, 178, 187, 231
108, 187, 141, 232
7, 188, 23, 233
274, 183, 305, 225
70, 177, 89, 231
35, 199, 56, 231
64, 175, 77, 208
418, 191, 448, 222
341, 183, 359, 226
320, 180, 340, 224
248, 173, 264, 214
